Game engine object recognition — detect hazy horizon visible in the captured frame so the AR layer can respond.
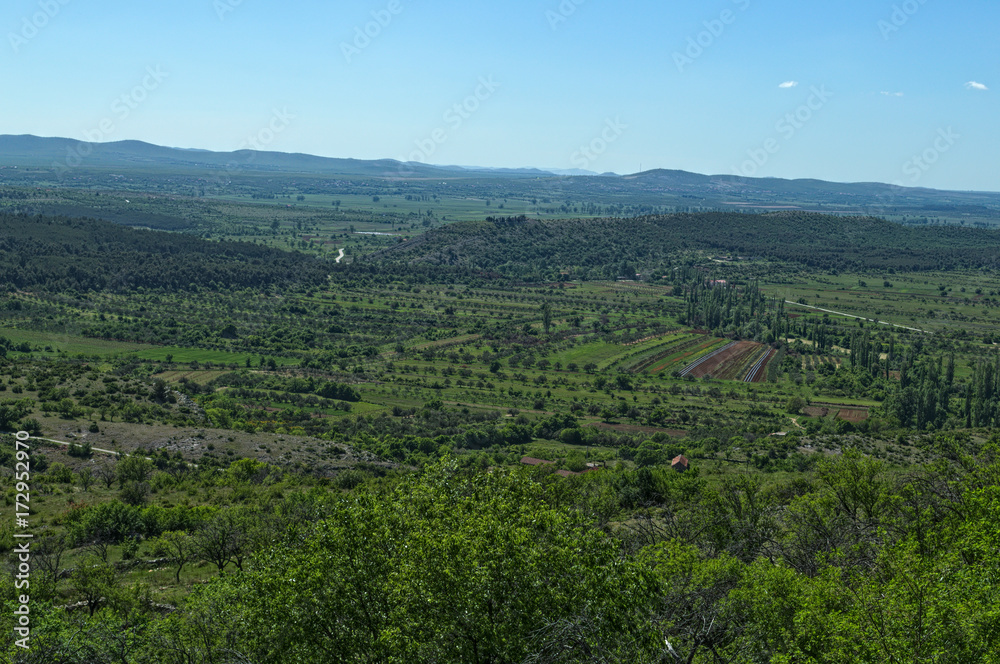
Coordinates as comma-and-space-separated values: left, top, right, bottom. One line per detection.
8, 131, 1000, 195
1, 0, 996, 190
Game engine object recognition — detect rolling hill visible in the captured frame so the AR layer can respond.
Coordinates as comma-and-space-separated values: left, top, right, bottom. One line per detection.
2, 134, 999, 225
373, 211, 1000, 276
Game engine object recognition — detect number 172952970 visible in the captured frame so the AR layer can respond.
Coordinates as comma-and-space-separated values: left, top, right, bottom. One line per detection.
15, 432, 31, 520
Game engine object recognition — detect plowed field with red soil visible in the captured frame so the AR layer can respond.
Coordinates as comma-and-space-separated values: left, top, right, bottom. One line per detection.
746, 348, 774, 383
648, 336, 722, 374
686, 341, 762, 379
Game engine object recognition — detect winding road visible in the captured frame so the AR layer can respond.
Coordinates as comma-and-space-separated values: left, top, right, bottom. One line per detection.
335, 248, 345, 263
31, 435, 125, 457
27, 435, 198, 467
784, 300, 927, 333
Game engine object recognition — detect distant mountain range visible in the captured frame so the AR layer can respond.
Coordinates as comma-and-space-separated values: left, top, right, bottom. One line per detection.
0, 134, 625, 179
0, 134, 461, 178
1, 134, 998, 223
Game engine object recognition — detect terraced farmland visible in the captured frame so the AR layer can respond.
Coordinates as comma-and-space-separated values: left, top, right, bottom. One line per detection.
678, 340, 776, 382
680, 341, 739, 378
743, 346, 774, 383
626, 333, 730, 375
611, 332, 701, 373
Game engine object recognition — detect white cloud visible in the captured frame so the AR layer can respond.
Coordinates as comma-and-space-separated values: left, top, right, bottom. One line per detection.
880, 91, 904, 97
966, 81, 989, 91
778, 81, 798, 88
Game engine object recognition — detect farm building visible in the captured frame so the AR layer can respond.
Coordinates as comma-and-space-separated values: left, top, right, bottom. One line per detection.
671, 455, 690, 472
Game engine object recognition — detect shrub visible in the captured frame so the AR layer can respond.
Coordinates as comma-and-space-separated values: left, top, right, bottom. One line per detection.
786, 396, 806, 415
48, 462, 74, 483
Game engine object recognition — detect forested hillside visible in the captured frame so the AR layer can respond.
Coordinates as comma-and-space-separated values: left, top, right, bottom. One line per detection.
376, 212, 1000, 277
0, 213, 328, 291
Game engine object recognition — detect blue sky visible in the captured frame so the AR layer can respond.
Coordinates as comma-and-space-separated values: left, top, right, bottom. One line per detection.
1, 0, 996, 190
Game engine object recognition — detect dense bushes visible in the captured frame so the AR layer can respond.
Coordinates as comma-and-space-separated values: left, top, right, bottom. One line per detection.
11, 448, 1000, 662
65, 500, 212, 545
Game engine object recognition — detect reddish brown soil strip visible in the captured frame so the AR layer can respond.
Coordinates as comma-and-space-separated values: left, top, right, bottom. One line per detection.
687, 341, 760, 379
716, 343, 766, 380
747, 348, 774, 383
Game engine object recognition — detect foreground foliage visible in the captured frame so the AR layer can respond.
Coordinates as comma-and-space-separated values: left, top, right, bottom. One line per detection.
6, 449, 1000, 662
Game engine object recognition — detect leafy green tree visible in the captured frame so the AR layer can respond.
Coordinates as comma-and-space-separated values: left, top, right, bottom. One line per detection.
171, 460, 662, 663
120, 480, 151, 506
786, 396, 806, 414
70, 500, 144, 547
192, 510, 249, 574
47, 462, 74, 483
158, 531, 194, 584
151, 378, 169, 401
72, 560, 118, 617
117, 455, 154, 487
94, 462, 116, 489
0, 403, 28, 429
640, 540, 748, 662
